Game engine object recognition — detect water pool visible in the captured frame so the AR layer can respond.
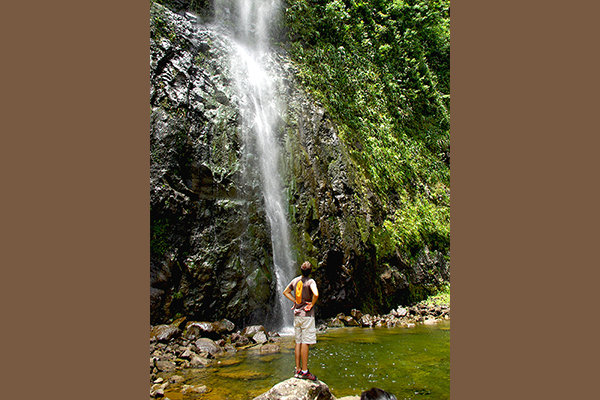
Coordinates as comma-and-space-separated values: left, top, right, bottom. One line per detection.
160, 321, 450, 400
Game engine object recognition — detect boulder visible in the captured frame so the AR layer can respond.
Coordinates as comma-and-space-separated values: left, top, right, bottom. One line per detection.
150, 324, 181, 343
171, 316, 187, 330
241, 325, 266, 337
359, 314, 375, 327
186, 321, 221, 340
179, 347, 194, 359
252, 378, 334, 400
150, 386, 164, 398
231, 332, 251, 347
342, 316, 359, 326
215, 319, 236, 333
190, 354, 211, 367
170, 375, 185, 384
393, 307, 408, 317
155, 360, 176, 372
252, 331, 268, 344
194, 338, 223, 356
224, 344, 237, 352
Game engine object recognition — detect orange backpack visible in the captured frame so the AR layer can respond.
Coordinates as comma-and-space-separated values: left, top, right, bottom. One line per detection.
295, 279, 303, 304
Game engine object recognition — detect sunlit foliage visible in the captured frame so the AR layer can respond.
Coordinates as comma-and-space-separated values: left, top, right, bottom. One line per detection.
285, 0, 450, 261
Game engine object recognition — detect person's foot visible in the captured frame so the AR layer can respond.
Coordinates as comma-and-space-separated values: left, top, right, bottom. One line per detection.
294, 368, 301, 378
298, 370, 317, 381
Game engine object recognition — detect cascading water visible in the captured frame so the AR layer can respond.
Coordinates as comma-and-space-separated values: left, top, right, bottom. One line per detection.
213, 0, 295, 332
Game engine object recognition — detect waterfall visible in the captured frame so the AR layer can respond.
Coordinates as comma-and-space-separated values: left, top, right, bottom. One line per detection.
214, 0, 295, 332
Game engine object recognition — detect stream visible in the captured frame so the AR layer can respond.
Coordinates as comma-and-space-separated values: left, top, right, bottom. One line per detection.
160, 321, 450, 400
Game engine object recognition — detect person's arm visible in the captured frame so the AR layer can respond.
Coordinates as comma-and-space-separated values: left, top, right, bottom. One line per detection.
304, 282, 319, 311
283, 286, 295, 303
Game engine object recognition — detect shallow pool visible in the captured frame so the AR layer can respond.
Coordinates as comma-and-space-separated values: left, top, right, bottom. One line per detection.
160, 321, 450, 400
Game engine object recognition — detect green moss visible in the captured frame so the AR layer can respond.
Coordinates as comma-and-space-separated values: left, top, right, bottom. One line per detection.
303, 231, 314, 252
285, 0, 450, 266
151, 218, 171, 256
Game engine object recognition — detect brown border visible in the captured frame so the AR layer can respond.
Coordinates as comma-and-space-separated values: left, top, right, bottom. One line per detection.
452, 1, 598, 399
5, 1, 598, 399
4, 1, 149, 398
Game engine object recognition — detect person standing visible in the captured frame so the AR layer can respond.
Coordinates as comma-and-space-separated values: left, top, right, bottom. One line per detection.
283, 261, 319, 381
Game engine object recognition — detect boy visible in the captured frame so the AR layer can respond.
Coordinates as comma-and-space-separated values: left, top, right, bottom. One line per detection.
283, 261, 319, 381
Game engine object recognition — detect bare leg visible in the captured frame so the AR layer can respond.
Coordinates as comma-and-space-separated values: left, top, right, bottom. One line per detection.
295, 342, 302, 371
301, 343, 310, 371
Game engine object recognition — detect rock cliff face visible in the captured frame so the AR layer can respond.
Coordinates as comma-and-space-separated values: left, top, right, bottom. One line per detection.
150, 1, 449, 326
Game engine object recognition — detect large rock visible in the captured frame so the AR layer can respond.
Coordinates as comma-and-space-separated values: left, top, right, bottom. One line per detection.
155, 360, 176, 372
241, 325, 267, 338
392, 307, 408, 317
252, 331, 268, 345
185, 320, 236, 340
185, 321, 221, 340
190, 354, 211, 367
215, 319, 236, 333
171, 316, 187, 330
150, 324, 181, 343
169, 375, 185, 384
253, 378, 335, 400
194, 338, 222, 356
231, 332, 251, 347
359, 314, 375, 327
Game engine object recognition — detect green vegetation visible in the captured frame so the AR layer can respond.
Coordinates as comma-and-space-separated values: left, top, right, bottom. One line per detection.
150, 2, 177, 43
173, 291, 184, 300
151, 218, 171, 256
421, 283, 450, 306
285, 0, 450, 263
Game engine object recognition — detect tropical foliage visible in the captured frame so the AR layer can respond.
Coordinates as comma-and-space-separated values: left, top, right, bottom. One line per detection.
285, 0, 450, 263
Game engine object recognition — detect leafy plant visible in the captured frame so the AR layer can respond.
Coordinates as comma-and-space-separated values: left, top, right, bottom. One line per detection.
285, 0, 450, 263
421, 283, 450, 306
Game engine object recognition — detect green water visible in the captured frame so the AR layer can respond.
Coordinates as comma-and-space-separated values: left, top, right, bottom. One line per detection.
161, 321, 449, 400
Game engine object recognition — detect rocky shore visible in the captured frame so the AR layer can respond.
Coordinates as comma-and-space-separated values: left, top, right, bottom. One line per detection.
150, 302, 449, 399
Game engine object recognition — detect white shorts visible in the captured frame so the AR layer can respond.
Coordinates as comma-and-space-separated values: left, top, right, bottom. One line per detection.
294, 316, 316, 344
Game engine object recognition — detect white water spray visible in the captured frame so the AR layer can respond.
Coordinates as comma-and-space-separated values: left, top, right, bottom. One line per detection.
214, 0, 294, 332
